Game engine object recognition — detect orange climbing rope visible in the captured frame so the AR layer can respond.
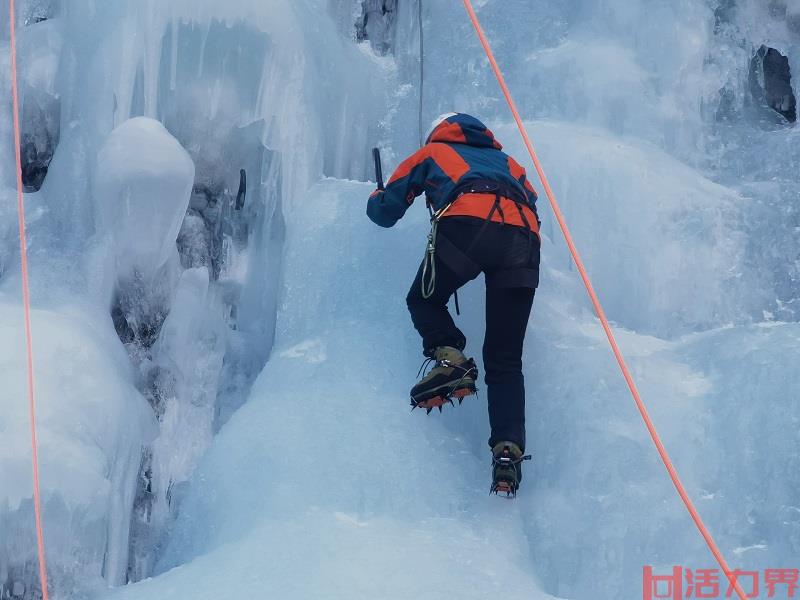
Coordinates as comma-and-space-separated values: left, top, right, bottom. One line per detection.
8, 0, 50, 598
460, 2, 747, 599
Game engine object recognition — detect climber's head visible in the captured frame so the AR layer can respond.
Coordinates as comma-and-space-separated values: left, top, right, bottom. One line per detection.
425, 112, 458, 142
424, 113, 503, 150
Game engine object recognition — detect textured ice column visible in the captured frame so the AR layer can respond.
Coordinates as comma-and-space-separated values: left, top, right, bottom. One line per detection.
127, 267, 227, 580
326, 0, 363, 40
93, 117, 195, 287
356, 0, 398, 55
16, 18, 62, 192
0, 301, 156, 597
151, 268, 226, 480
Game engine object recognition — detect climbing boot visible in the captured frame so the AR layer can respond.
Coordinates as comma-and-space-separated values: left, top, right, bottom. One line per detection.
491, 441, 530, 497
410, 346, 478, 413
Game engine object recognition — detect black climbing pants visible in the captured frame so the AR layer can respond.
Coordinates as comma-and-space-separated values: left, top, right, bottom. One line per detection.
406, 216, 539, 452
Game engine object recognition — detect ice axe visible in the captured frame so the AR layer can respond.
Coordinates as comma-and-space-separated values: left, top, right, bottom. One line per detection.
372, 147, 384, 190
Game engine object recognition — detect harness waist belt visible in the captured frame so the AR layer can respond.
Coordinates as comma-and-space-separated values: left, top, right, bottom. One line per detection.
441, 192, 540, 237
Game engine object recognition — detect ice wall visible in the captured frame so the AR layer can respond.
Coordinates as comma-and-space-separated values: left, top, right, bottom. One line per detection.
387, 1, 800, 597
1, 0, 390, 597
389, 0, 800, 327
2, 0, 799, 599
493, 121, 756, 337
115, 1, 799, 599
706, 0, 800, 321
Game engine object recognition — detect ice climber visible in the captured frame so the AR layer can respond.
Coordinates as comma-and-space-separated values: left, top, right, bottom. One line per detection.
366, 113, 541, 496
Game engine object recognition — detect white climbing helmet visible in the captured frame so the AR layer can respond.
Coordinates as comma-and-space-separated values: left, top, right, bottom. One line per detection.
426, 112, 458, 141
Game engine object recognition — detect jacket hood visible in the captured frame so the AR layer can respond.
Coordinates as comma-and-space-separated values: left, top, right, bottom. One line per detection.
426, 113, 503, 150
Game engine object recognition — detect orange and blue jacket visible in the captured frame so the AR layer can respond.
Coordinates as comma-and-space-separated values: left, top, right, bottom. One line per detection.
367, 113, 539, 236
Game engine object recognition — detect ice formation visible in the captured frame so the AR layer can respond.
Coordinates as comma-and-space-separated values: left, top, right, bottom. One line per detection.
0, 300, 155, 594
93, 117, 195, 288
0, 0, 798, 599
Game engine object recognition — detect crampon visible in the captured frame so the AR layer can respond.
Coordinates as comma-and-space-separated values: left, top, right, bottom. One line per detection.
410, 382, 477, 414
410, 357, 478, 415
491, 446, 531, 498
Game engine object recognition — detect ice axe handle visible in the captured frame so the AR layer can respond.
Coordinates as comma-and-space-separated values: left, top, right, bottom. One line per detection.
372, 147, 384, 190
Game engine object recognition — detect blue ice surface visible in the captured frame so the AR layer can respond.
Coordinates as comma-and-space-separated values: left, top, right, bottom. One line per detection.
108, 174, 800, 600
108, 178, 553, 600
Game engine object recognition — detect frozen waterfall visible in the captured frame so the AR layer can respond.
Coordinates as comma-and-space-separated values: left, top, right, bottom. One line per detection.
0, 1, 798, 599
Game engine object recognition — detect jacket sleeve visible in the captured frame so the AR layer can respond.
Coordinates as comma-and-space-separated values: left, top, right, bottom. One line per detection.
367, 147, 430, 228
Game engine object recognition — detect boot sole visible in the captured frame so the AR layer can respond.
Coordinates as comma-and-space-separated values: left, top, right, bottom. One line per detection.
411, 378, 476, 402
411, 381, 477, 411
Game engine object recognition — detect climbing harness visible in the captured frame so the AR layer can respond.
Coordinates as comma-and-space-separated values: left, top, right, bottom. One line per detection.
420, 200, 456, 299
420, 178, 539, 302
8, 0, 50, 597
460, 2, 747, 598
